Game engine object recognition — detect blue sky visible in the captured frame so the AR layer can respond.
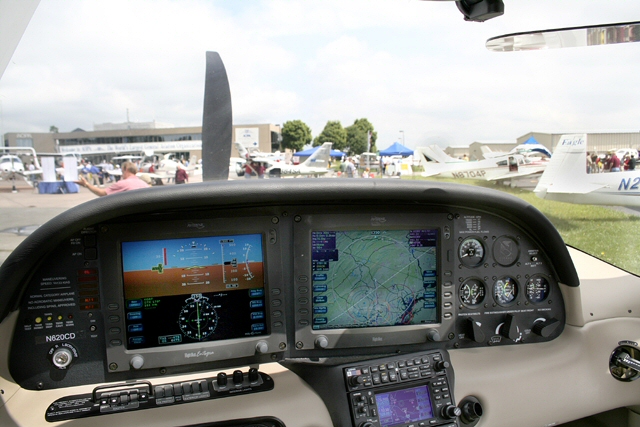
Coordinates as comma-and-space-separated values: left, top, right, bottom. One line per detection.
1, 0, 639, 150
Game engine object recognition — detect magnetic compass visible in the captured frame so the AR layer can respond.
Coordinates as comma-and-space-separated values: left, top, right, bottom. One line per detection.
178, 294, 218, 341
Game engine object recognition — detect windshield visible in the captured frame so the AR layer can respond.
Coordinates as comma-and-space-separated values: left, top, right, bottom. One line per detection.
1, 0, 639, 275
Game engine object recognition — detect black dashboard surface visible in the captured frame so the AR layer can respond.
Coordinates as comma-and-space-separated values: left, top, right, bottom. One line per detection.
0, 180, 576, 394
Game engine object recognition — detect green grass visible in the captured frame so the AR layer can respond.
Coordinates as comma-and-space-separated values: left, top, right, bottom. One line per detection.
403, 175, 640, 275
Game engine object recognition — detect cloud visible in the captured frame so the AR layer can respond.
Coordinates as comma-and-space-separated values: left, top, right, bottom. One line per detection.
1, 0, 639, 149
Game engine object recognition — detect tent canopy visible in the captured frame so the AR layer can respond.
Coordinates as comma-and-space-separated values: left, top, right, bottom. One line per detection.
296, 146, 345, 158
379, 142, 413, 156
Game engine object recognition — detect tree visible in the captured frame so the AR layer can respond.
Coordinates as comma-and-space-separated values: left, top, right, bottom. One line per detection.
313, 120, 347, 151
281, 120, 312, 152
345, 118, 377, 155
345, 125, 367, 156
49, 125, 59, 133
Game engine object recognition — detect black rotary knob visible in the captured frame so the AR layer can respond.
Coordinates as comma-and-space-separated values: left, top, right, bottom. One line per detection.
349, 375, 365, 387
435, 360, 450, 371
216, 372, 227, 386
248, 367, 259, 382
232, 369, 244, 385
532, 318, 560, 338
442, 404, 462, 419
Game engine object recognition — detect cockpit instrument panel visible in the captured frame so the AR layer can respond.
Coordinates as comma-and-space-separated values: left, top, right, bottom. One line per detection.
5, 180, 572, 390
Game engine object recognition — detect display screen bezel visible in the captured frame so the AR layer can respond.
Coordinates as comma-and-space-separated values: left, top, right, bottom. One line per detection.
100, 214, 286, 374
292, 210, 456, 355
374, 382, 435, 427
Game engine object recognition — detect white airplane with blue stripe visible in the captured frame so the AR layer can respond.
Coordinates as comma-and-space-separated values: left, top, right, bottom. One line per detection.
534, 134, 640, 206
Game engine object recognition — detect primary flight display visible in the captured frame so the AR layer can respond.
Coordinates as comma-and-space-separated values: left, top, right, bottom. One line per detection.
120, 234, 267, 350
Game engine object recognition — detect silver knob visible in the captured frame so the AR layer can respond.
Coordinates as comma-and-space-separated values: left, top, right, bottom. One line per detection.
315, 335, 329, 348
256, 340, 269, 354
130, 355, 145, 369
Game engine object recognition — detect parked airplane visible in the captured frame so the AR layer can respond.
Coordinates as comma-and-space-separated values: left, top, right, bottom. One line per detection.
0, 147, 43, 183
234, 142, 285, 163
235, 141, 333, 177
415, 144, 548, 182
481, 138, 553, 159
135, 153, 200, 183
0, 155, 26, 174
534, 133, 640, 207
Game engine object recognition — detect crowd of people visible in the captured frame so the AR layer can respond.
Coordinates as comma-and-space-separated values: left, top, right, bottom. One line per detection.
244, 161, 267, 178
587, 151, 636, 173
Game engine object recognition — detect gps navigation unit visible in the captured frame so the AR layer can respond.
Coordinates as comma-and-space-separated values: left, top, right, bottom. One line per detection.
310, 229, 438, 330
292, 210, 456, 356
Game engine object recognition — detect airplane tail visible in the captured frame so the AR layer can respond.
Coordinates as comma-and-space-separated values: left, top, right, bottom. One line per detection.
416, 145, 459, 163
234, 142, 250, 160
302, 142, 332, 168
480, 146, 506, 159
534, 134, 587, 197
414, 147, 448, 177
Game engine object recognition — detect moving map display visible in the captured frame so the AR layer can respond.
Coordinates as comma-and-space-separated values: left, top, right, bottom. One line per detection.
311, 229, 438, 330
375, 384, 434, 427
121, 234, 266, 350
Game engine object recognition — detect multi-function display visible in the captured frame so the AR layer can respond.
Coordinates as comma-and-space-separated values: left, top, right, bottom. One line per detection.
311, 229, 438, 330
376, 384, 434, 427
121, 234, 267, 350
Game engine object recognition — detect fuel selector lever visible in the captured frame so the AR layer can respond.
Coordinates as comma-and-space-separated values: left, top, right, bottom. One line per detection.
499, 314, 521, 342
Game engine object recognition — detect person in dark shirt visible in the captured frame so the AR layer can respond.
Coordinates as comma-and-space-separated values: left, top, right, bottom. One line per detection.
610, 153, 621, 172
175, 164, 189, 184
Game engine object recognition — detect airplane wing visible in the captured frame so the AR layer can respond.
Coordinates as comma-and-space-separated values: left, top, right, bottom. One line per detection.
543, 180, 608, 194
18, 169, 42, 176
138, 172, 168, 179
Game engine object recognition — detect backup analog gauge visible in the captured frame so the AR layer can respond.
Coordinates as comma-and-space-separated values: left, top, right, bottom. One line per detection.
178, 294, 218, 341
525, 275, 551, 303
493, 276, 518, 306
460, 278, 486, 307
492, 235, 520, 266
459, 237, 485, 268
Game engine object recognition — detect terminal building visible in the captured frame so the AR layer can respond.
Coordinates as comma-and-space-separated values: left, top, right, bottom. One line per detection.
3, 122, 282, 164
